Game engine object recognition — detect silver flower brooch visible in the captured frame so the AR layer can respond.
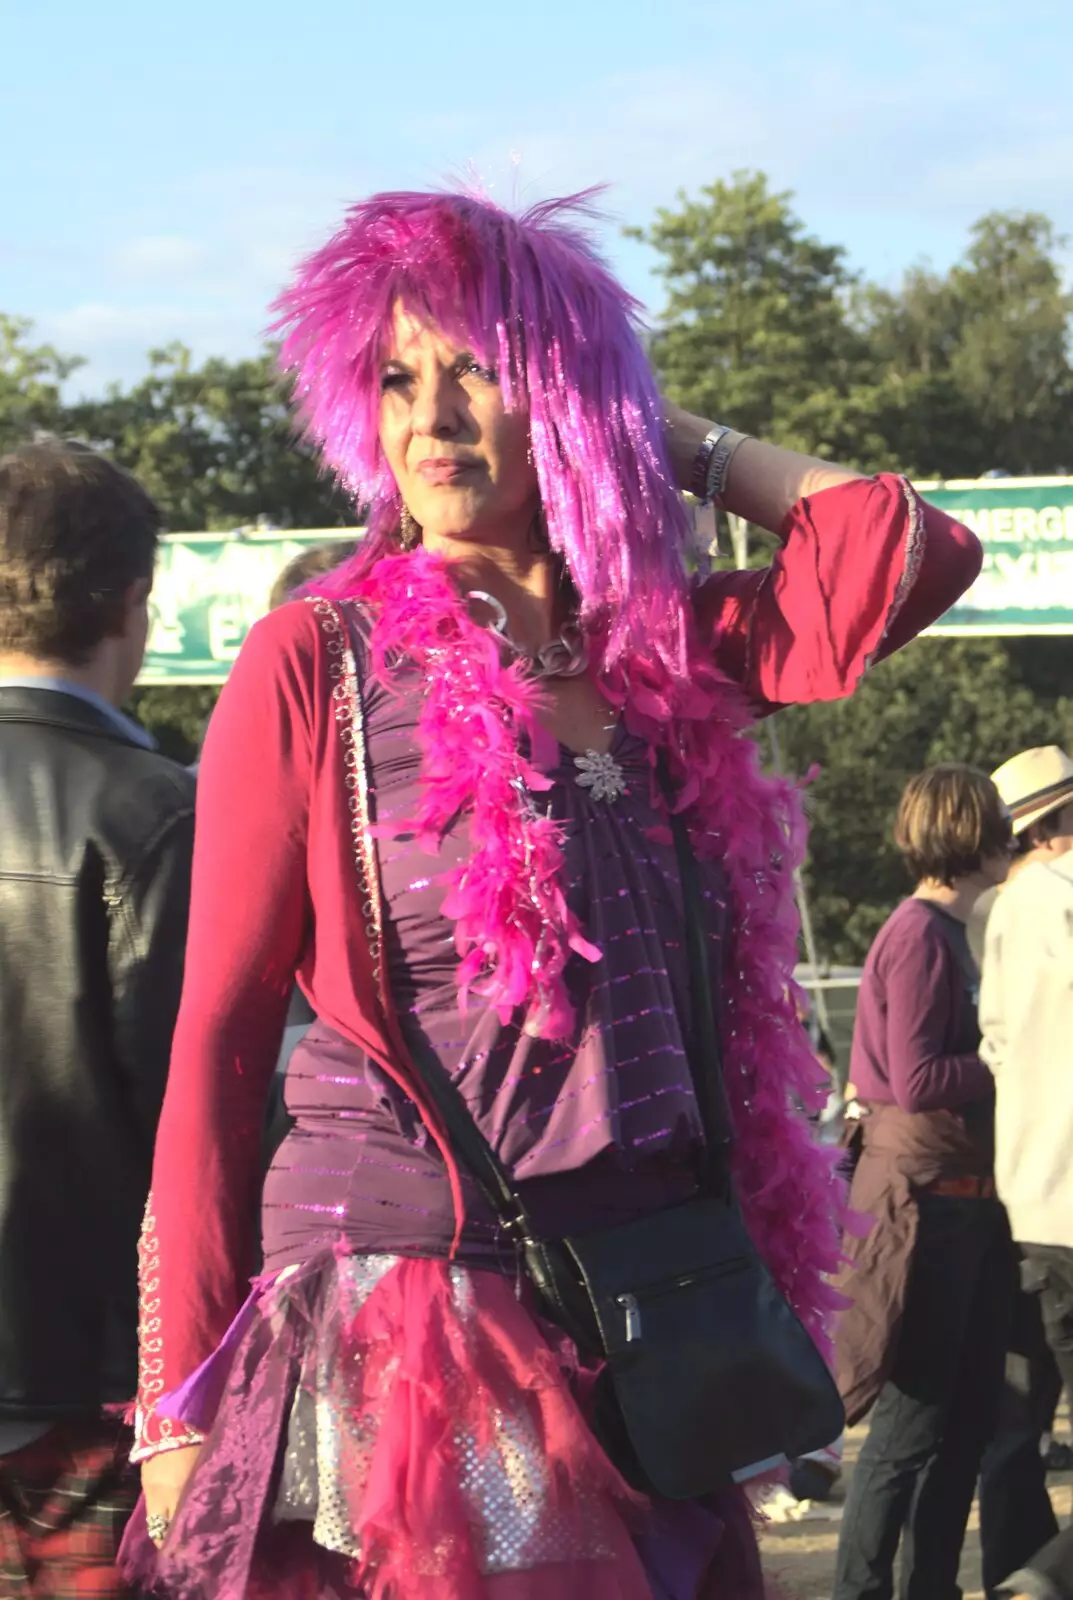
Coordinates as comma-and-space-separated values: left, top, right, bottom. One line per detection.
574, 749, 627, 803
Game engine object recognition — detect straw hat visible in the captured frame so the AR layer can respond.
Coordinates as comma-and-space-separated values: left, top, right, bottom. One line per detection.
991, 746, 1073, 836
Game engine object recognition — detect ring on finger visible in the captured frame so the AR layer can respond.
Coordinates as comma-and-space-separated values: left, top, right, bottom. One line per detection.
146, 1510, 171, 1548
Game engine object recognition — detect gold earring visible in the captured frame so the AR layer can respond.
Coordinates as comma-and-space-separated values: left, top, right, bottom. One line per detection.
399, 507, 422, 551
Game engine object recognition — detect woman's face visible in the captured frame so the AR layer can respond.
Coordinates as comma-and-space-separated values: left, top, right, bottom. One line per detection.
378, 305, 539, 549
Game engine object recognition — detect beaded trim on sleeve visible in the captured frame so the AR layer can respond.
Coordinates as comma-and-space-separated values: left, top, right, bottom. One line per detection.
308, 597, 385, 1001
130, 1194, 205, 1462
864, 476, 927, 672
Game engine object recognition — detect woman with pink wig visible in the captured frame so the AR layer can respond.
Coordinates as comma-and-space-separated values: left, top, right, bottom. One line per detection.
123, 189, 980, 1599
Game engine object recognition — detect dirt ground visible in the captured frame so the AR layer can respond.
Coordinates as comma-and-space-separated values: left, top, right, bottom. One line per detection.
758, 1423, 1072, 1600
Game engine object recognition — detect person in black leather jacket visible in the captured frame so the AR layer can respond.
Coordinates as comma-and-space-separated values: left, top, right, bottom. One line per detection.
0, 439, 195, 1595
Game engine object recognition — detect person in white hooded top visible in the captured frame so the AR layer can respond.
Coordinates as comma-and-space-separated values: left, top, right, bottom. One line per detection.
982, 746, 1073, 1263
981, 746, 1073, 1600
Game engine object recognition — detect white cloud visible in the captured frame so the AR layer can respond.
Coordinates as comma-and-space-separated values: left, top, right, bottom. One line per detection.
31, 159, 383, 390
114, 235, 209, 277
29, 34, 1073, 396
39, 302, 265, 397
46, 302, 205, 345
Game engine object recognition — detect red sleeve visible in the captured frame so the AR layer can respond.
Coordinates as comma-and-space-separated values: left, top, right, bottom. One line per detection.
692, 474, 982, 708
134, 605, 317, 1458
880, 916, 994, 1114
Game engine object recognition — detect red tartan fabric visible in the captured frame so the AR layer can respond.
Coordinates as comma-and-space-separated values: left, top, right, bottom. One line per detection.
0, 1421, 139, 1599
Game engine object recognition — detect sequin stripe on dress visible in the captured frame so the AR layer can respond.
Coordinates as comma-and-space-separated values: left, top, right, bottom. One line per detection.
130, 1193, 206, 1462
307, 596, 385, 1005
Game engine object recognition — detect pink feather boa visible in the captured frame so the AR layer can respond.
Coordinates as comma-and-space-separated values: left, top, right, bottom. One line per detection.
356, 549, 844, 1354
357, 551, 600, 1039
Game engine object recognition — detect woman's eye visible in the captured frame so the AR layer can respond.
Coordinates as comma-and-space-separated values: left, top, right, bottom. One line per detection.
461, 359, 497, 383
379, 370, 411, 393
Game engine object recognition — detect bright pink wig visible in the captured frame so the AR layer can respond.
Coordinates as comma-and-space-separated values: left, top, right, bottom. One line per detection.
271, 189, 693, 666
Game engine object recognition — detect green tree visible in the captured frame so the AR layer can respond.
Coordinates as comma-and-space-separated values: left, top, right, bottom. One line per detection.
66, 344, 360, 748
948, 213, 1073, 473
0, 316, 83, 454
639, 181, 1073, 481
861, 214, 1073, 476
127, 685, 218, 765
630, 171, 879, 459
68, 344, 355, 531
775, 639, 1068, 963
638, 177, 1073, 966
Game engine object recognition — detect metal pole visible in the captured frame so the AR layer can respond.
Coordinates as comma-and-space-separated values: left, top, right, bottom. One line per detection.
728, 512, 749, 571
726, 515, 832, 1036
765, 718, 833, 1037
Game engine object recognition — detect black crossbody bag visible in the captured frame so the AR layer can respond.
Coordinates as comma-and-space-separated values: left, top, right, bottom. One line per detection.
408, 802, 844, 1500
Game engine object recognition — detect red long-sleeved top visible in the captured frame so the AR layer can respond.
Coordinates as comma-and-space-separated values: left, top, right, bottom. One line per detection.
134, 476, 981, 1458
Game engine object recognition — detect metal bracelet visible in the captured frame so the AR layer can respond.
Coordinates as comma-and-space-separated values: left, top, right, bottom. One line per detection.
689, 426, 726, 500
689, 424, 744, 505
706, 429, 748, 507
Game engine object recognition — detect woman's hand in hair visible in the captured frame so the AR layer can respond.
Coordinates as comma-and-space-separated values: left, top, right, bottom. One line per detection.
661, 398, 861, 535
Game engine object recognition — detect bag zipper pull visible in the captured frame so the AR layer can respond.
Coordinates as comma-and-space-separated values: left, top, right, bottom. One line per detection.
617, 1293, 642, 1342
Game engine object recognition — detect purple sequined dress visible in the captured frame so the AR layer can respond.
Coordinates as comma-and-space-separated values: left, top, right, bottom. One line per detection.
131, 647, 765, 1600
263, 655, 727, 1272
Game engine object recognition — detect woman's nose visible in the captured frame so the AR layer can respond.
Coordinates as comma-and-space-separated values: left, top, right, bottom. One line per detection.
410, 369, 461, 438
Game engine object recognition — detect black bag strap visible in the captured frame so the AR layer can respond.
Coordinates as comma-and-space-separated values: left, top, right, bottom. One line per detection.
398, 768, 736, 1236
663, 779, 736, 1198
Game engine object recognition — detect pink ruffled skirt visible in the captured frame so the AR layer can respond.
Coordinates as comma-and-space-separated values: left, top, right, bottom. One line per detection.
120, 1251, 765, 1599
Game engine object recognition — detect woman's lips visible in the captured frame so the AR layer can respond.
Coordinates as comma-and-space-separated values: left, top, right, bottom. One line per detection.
416, 458, 479, 484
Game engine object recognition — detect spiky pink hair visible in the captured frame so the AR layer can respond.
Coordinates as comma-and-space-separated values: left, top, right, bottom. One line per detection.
271, 188, 692, 666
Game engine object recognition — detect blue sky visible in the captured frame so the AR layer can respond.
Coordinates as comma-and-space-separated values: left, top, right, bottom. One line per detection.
4, 0, 1072, 395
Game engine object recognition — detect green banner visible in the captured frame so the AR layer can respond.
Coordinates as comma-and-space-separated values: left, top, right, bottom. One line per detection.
921, 478, 1073, 635
141, 531, 357, 684
140, 480, 1073, 682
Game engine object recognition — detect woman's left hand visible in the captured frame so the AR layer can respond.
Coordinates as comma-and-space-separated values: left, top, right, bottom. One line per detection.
141, 1442, 202, 1546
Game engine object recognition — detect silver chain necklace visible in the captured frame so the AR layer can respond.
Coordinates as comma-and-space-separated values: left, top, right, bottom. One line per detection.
466, 590, 626, 802
466, 590, 589, 680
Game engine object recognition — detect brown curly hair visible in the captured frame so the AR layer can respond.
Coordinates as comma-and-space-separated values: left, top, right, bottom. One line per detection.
0, 438, 161, 665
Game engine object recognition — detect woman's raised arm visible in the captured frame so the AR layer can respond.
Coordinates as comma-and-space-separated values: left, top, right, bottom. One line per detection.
663, 399, 863, 531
